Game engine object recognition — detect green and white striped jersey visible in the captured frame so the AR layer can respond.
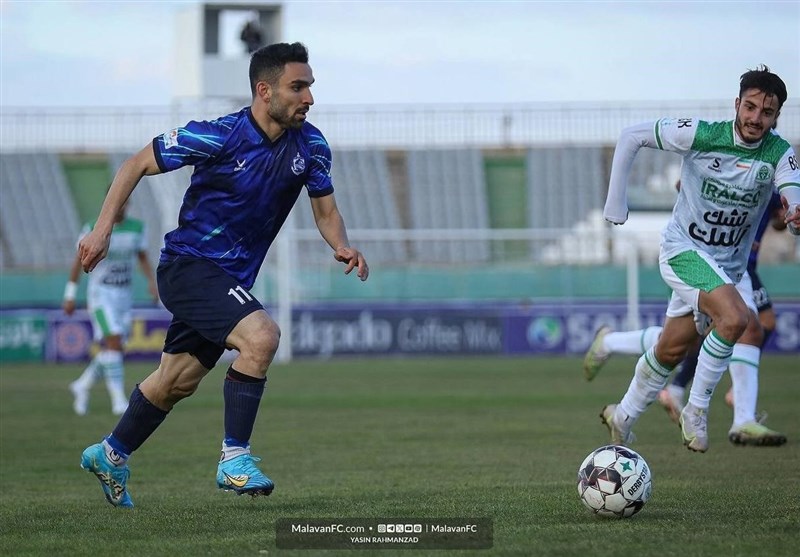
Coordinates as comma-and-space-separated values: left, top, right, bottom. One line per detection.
78, 218, 148, 291
605, 118, 800, 282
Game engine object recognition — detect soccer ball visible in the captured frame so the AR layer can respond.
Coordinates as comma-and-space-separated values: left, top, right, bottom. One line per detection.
577, 444, 652, 518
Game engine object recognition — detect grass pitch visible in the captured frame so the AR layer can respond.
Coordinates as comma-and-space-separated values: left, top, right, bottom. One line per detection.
1, 355, 798, 556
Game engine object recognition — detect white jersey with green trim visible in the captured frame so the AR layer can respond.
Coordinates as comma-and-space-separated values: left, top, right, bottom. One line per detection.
78, 218, 147, 292
604, 117, 800, 283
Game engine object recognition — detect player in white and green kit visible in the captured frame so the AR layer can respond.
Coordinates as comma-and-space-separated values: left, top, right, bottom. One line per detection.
64, 201, 158, 415
599, 65, 800, 453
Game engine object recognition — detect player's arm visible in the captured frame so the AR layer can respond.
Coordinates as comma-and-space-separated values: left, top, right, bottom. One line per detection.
775, 147, 800, 236
79, 146, 161, 272
136, 250, 159, 302
604, 118, 696, 225
604, 121, 658, 224
310, 193, 369, 281
304, 128, 368, 280
779, 193, 800, 235
62, 252, 83, 315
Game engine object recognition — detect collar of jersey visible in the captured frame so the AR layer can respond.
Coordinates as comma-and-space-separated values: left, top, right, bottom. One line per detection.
731, 120, 763, 150
246, 107, 287, 147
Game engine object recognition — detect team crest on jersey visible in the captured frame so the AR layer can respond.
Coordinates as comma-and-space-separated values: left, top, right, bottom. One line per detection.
163, 128, 179, 149
291, 152, 306, 175
756, 165, 771, 182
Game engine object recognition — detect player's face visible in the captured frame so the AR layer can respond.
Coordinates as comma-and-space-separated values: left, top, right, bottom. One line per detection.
734, 88, 780, 144
268, 62, 315, 130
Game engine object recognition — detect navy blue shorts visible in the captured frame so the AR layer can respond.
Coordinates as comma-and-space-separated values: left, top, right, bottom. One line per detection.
157, 255, 264, 369
749, 268, 772, 313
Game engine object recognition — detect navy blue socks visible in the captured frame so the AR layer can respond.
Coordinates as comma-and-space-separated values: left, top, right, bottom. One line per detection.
223, 366, 266, 448
106, 385, 169, 458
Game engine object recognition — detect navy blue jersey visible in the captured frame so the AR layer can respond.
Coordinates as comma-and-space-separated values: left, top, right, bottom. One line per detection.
748, 191, 782, 272
152, 107, 333, 289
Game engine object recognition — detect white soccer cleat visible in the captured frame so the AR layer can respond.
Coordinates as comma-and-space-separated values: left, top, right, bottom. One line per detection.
600, 404, 636, 446
728, 421, 787, 447
680, 403, 709, 453
583, 326, 612, 381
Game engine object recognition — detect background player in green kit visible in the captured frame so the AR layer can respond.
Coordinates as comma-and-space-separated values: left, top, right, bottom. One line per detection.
64, 199, 158, 416
598, 65, 800, 453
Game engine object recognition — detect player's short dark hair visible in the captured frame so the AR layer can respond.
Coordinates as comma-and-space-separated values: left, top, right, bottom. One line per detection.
739, 65, 787, 109
249, 42, 309, 96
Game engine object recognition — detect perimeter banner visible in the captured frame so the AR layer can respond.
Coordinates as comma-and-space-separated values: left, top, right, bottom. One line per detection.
2, 301, 799, 362
46, 309, 171, 363
0, 311, 47, 362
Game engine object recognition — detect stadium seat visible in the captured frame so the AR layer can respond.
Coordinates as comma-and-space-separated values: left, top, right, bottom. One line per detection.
289, 149, 407, 265
407, 148, 490, 263
0, 153, 81, 268
109, 153, 192, 265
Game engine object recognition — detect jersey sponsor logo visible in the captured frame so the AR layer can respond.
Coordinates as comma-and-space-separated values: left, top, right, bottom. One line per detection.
101, 262, 132, 286
291, 152, 306, 175
163, 128, 179, 149
700, 177, 762, 208
234, 159, 247, 172
101, 277, 131, 286
688, 208, 752, 248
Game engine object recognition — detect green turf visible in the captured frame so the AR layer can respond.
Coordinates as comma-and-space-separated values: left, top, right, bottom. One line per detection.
1, 356, 798, 556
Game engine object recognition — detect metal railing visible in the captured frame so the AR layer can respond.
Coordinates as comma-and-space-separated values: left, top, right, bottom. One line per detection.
3, 100, 799, 151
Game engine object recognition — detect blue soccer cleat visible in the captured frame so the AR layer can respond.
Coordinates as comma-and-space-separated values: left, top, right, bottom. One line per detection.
80, 443, 134, 508
217, 454, 274, 497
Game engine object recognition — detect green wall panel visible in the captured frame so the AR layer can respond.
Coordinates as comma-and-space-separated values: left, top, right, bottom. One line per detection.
62, 157, 112, 224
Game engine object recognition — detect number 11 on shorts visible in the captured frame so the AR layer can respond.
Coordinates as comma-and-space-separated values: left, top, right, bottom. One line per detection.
228, 285, 253, 304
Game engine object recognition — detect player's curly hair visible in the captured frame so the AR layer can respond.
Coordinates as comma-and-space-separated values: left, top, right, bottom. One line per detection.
740, 65, 787, 108
249, 42, 309, 95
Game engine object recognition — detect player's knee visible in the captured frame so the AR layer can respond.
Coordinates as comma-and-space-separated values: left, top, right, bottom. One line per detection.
654, 343, 686, 368
168, 380, 200, 402
714, 310, 749, 341
105, 335, 124, 351
739, 316, 765, 346
144, 377, 198, 409
759, 311, 776, 331
241, 321, 281, 368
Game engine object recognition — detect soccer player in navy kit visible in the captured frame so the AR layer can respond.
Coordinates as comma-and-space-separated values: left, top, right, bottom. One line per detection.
77, 42, 369, 508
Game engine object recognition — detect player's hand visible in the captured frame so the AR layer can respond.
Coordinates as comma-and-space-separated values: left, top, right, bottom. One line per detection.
62, 299, 76, 316
603, 209, 629, 225
334, 246, 369, 281
781, 195, 800, 236
78, 230, 110, 272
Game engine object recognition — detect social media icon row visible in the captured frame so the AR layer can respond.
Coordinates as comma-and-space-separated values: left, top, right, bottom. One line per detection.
377, 524, 422, 533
